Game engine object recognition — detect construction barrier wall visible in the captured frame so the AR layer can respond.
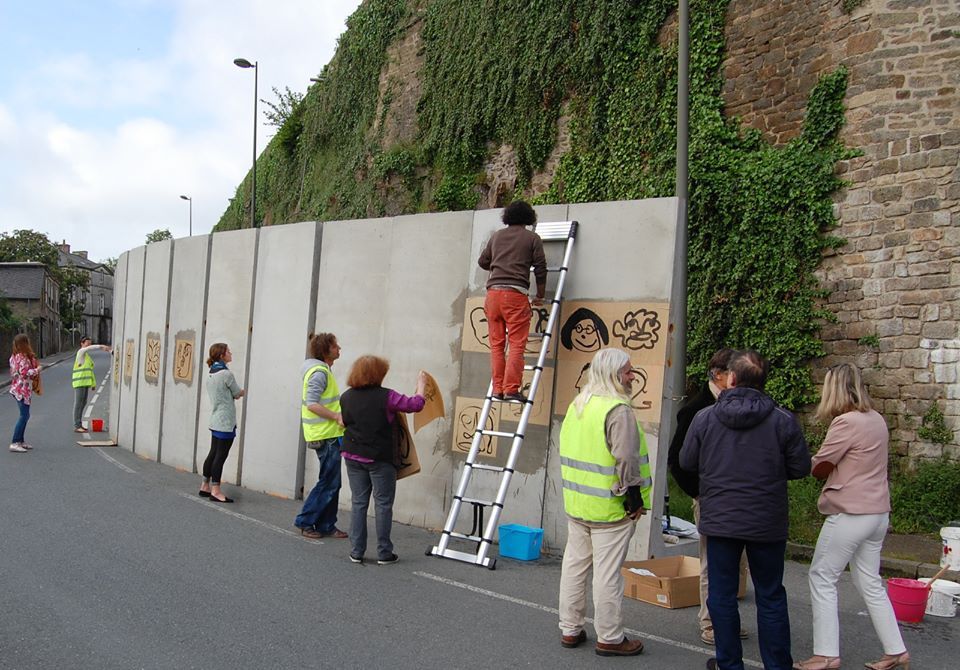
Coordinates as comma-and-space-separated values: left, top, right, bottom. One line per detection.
110, 199, 681, 559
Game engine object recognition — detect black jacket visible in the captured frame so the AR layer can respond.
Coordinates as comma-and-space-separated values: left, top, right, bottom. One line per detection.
340, 386, 396, 464
667, 382, 715, 498
679, 387, 810, 542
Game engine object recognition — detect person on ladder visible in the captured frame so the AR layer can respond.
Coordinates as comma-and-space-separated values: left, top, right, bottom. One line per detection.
557, 348, 651, 657
477, 200, 546, 402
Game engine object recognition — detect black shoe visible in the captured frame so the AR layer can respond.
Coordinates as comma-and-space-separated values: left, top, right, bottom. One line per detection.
377, 553, 399, 565
503, 392, 527, 403
349, 554, 364, 564
492, 393, 504, 401
706, 659, 718, 670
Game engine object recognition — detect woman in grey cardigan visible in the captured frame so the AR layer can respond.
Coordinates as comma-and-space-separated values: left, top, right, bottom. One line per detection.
199, 343, 245, 503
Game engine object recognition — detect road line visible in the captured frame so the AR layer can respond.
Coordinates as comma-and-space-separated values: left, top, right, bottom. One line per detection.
95, 448, 136, 473
83, 406, 93, 419
412, 571, 762, 668
174, 492, 325, 545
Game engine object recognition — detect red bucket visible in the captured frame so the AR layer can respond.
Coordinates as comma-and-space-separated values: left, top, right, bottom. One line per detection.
91, 418, 104, 432
887, 578, 928, 623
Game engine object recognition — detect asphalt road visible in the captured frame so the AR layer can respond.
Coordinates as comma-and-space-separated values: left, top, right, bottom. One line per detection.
0, 350, 956, 669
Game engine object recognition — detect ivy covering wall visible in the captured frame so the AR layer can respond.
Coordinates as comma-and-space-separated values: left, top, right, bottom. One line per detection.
216, 0, 853, 410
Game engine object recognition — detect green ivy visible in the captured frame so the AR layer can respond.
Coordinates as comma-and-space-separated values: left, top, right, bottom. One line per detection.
216, 0, 854, 408
918, 403, 955, 445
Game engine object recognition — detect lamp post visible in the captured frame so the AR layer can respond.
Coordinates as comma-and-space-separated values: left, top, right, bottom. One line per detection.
234, 57, 259, 228
179, 194, 192, 236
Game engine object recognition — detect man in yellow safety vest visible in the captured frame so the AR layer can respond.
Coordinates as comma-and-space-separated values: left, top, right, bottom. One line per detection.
294, 332, 348, 540
72, 337, 111, 432
558, 348, 652, 657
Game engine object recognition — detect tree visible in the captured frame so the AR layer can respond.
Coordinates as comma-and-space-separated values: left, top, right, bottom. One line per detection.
0, 297, 22, 330
145, 229, 172, 244
262, 86, 305, 127
100, 257, 118, 273
0, 229, 59, 267
58, 266, 90, 334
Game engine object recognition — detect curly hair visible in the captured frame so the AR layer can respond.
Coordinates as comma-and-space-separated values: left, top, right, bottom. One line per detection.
307, 332, 338, 361
206, 342, 228, 366
501, 200, 537, 227
347, 355, 390, 388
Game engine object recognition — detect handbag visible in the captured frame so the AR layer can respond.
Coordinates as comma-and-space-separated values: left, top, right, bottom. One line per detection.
31, 371, 43, 396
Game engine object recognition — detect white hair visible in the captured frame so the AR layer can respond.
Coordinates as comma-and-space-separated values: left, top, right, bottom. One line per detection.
572, 348, 632, 415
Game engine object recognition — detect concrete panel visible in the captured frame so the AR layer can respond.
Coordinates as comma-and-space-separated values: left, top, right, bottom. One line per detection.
159, 235, 210, 472
117, 246, 145, 450
241, 222, 319, 497
108, 253, 129, 442
195, 228, 257, 485
132, 240, 172, 460
566, 199, 679, 299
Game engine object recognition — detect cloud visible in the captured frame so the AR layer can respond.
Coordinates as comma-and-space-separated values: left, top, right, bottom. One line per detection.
0, 0, 362, 260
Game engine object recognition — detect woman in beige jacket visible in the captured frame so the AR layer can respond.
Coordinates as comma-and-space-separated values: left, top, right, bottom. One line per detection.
793, 364, 908, 670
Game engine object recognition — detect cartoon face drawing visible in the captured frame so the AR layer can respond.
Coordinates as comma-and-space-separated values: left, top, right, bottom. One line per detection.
630, 366, 651, 410
456, 404, 495, 456
560, 308, 609, 353
613, 309, 661, 350
574, 362, 591, 392
469, 306, 490, 350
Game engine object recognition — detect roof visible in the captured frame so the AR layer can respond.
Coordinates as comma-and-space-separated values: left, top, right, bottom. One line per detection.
58, 248, 112, 274
0, 263, 50, 300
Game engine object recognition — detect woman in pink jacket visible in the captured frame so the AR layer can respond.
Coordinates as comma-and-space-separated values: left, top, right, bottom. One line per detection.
793, 364, 908, 670
8, 334, 42, 453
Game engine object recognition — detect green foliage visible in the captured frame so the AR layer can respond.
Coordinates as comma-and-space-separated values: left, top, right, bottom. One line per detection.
0, 297, 22, 330
666, 477, 694, 522
100, 257, 118, 273
788, 475, 826, 545
0, 229, 59, 268
890, 458, 960, 533
918, 403, 954, 445
58, 266, 90, 332
145, 229, 172, 244
858, 334, 880, 348
213, 1, 854, 408
842, 0, 867, 13
261, 86, 305, 128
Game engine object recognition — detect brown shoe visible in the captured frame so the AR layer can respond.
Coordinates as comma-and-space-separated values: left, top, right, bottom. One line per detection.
298, 527, 323, 540
322, 528, 348, 539
595, 637, 644, 657
561, 630, 587, 648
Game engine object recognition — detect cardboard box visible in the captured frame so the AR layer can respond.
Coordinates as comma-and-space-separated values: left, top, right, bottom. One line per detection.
622, 556, 746, 609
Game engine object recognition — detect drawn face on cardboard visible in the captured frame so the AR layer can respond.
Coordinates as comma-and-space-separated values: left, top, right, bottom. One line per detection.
630, 366, 651, 409
571, 318, 602, 351
456, 405, 493, 453
574, 363, 591, 392
561, 308, 609, 353
469, 307, 489, 350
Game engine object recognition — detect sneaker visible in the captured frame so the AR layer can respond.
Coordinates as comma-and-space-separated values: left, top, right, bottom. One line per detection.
349, 554, 364, 564
377, 553, 399, 565
20, 443, 33, 450
9, 443, 27, 453
503, 392, 527, 403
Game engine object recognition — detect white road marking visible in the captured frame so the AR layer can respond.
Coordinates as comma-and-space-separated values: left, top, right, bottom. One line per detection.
175, 492, 326, 545
83, 405, 93, 419
412, 571, 763, 668
94, 448, 136, 473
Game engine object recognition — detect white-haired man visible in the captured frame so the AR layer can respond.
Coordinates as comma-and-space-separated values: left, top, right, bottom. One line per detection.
557, 348, 652, 657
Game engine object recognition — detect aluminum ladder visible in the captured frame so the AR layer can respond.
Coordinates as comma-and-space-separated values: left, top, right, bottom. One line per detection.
428, 220, 578, 569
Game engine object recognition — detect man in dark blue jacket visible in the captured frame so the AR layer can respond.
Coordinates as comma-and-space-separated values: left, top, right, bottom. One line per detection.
680, 350, 810, 670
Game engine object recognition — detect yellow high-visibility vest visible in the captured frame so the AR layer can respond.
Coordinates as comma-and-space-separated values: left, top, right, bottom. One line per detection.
72, 353, 96, 388
301, 363, 344, 441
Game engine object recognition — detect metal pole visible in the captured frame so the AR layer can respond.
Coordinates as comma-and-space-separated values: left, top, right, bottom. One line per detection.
672, 0, 689, 391
252, 62, 258, 229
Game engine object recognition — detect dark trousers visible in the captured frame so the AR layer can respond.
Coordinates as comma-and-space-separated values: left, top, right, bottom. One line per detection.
707, 536, 792, 670
202, 435, 234, 484
345, 459, 397, 560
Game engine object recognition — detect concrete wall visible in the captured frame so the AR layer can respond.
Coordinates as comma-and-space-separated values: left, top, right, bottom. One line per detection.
108, 254, 128, 442
116, 247, 145, 450
111, 199, 680, 559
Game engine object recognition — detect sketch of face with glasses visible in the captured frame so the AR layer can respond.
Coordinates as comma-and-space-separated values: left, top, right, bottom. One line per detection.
560, 307, 609, 353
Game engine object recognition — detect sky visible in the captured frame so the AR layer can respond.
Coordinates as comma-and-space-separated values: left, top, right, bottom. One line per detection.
0, 0, 364, 263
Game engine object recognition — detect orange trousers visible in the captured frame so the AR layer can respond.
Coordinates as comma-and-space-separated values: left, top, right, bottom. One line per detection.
484, 289, 531, 395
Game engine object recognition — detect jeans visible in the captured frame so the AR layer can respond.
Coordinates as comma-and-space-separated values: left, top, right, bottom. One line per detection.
12, 398, 30, 444
484, 289, 531, 395
809, 513, 905, 657
295, 438, 343, 534
73, 386, 90, 428
345, 458, 397, 560
707, 536, 792, 670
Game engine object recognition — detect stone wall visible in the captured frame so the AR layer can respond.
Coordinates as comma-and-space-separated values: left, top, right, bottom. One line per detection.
723, 0, 959, 460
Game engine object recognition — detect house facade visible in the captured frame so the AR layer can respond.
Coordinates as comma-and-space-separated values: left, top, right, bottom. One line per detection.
0, 262, 61, 358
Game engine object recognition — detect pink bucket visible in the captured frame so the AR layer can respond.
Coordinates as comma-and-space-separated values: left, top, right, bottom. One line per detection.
887, 578, 929, 623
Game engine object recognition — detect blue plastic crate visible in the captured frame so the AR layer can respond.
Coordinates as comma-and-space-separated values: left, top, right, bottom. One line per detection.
498, 523, 543, 561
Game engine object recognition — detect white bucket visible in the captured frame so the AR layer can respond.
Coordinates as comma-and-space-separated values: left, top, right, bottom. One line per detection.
919, 578, 960, 618
941, 526, 960, 571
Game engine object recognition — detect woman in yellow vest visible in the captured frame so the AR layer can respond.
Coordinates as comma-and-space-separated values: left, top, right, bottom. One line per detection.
558, 348, 652, 657
72, 337, 111, 432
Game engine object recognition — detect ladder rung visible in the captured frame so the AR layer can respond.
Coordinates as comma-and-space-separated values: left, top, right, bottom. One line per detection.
446, 531, 487, 543
522, 364, 542, 371
545, 266, 568, 272
429, 546, 495, 568
528, 332, 551, 339
468, 463, 507, 473
458, 497, 496, 507
478, 429, 520, 439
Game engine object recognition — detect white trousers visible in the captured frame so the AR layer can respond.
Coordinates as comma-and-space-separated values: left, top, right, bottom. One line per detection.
808, 512, 906, 657
558, 517, 636, 644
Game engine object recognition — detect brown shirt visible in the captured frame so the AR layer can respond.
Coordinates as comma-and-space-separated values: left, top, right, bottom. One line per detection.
812, 409, 892, 515
478, 225, 547, 296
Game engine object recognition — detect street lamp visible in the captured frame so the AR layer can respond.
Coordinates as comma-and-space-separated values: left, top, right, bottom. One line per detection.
179, 194, 192, 236
234, 57, 258, 228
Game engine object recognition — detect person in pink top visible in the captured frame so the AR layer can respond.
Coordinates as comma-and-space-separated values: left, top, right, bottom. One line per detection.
8, 334, 42, 453
793, 364, 909, 670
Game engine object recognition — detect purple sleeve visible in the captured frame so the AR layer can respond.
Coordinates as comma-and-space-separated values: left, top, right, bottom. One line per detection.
385, 389, 426, 423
